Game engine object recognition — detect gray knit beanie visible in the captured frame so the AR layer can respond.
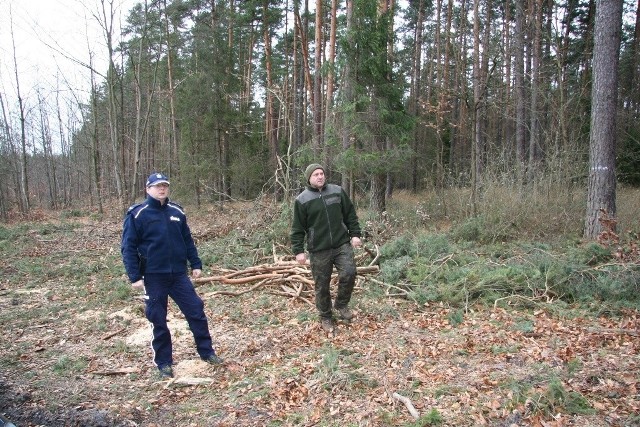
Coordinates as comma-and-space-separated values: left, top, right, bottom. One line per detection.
304, 163, 325, 184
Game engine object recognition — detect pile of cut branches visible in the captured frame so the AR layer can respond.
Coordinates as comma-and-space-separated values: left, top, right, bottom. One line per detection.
194, 246, 380, 304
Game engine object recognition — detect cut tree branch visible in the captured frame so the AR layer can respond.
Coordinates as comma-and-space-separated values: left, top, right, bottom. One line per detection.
392, 392, 420, 419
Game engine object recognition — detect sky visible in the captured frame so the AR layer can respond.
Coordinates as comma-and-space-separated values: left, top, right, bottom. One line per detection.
0, 0, 135, 112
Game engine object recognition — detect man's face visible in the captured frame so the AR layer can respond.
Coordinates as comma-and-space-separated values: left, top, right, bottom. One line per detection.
146, 183, 169, 202
309, 168, 325, 189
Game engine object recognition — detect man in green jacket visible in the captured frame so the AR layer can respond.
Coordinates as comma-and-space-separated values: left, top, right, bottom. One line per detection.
291, 163, 363, 332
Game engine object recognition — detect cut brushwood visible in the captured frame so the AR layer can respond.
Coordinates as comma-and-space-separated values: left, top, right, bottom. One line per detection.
194, 251, 380, 302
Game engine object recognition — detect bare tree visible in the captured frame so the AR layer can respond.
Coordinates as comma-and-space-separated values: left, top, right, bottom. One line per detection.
36, 90, 58, 209
292, 0, 306, 152
98, 0, 124, 203
128, 0, 159, 204
631, 0, 640, 112
0, 93, 16, 219
89, 52, 104, 215
584, 0, 623, 239
9, 7, 30, 213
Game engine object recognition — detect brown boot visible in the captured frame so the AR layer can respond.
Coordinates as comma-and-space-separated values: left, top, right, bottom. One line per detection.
335, 306, 353, 320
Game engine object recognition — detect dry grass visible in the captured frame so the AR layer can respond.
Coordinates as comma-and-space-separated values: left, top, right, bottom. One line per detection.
383, 183, 640, 244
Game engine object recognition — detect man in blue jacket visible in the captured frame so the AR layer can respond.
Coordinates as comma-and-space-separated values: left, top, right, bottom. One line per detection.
121, 173, 222, 379
291, 164, 362, 333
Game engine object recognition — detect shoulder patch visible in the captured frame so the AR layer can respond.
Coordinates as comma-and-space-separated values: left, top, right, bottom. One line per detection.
127, 202, 143, 213
126, 202, 148, 218
296, 188, 318, 204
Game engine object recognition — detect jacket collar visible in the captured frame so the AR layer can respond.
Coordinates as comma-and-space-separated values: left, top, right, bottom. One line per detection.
306, 184, 326, 192
146, 195, 169, 208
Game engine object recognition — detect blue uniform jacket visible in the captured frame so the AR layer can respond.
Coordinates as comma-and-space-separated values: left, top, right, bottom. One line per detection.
121, 196, 202, 283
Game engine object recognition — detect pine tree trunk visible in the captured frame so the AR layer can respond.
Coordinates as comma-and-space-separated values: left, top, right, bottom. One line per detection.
471, 0, 482, 213
514, 0, 527, 183
584, 0, 623, 239
263, 0, 280, 200
324, 0, 337, 169
313, 0, 324, 154
528, 0, 543, 182
341, 0, 355, 196
408, 0, 424, 192
162, 0, 179, 173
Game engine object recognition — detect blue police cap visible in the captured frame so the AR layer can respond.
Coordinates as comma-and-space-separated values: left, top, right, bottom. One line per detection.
146, 173, 170, 187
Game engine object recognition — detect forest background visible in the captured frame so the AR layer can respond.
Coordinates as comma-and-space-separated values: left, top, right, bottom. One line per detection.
0, 0, 637, 234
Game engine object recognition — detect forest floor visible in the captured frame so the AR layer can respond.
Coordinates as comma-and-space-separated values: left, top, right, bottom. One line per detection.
0, 203, 638, 427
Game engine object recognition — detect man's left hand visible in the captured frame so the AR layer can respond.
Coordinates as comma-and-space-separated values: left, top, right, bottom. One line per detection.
192, 269, 202, 279
351, 237, 362, 248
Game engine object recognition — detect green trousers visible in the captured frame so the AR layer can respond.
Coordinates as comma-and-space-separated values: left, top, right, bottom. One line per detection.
309, 243, 357, 318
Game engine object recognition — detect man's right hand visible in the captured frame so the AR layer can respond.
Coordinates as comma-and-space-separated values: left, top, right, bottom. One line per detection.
132, 279, 144, 289
295, 253, 307, 265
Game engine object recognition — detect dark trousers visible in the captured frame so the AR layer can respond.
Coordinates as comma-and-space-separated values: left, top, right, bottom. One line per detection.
309, 243, 357, 318
143, 273, 214, 368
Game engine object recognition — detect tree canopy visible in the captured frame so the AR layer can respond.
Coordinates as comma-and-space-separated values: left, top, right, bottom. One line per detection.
0, 0, 638, 230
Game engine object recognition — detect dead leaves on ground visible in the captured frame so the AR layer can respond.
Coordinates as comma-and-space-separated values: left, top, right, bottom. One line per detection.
2, 214, 639, 426
161, 291, 639, 426
188, 254, 638, 424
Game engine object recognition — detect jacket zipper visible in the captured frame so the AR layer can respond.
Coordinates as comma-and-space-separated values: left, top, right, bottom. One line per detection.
320, 189, 334, 247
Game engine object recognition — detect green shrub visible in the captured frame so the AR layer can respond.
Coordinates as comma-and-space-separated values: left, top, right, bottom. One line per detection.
52, 355, 88, 375
450, 213, 520, 244
414, 409, 443, 426
413, 233, 451, 260
532, 378, 595, 416
380, 234, 416, 259
570, 242, 613, 266
447, 309, 464, 326
407, 282, 441, 305
60, 209, 85, 218
379, 255, 412, 284
375, 227, 640, 309
450, 216, 484, 242
552, 259, 640, 307
0, 225, 13, 241
378, 233, 452, 292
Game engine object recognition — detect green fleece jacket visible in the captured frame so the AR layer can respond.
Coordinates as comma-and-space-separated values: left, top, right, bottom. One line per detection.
291, 183, 362, 255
